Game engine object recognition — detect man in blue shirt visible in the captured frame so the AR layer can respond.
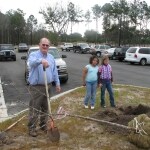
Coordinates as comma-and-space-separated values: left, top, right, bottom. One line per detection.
28, 38, 61, 137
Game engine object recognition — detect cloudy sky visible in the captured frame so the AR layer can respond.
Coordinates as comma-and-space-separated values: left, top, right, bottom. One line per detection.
0, 0, 150, 35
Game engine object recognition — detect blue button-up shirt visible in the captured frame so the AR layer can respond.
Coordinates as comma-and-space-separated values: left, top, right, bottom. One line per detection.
28, 50, 60, 86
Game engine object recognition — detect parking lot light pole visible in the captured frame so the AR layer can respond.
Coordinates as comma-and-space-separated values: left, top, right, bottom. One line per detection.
118, 18, 121, 47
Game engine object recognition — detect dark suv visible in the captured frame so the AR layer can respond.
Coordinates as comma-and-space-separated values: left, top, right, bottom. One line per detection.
113, 47, 129, 61
0, 44, 16, 61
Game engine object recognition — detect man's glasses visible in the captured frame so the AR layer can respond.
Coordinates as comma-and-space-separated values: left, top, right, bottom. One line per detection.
42, 44, 49, 47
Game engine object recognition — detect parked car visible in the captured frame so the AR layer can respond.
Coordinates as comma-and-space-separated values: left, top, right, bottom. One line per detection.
125, 47, 150, 65
0, 44, 16, 61
21, 47, 68, 84
113, 47, 129, 61
18, 43, 28, 52
90, 45, 111, 57
61, 43, 73, 51
73, 43, 90, 54
101, 48, 116, 59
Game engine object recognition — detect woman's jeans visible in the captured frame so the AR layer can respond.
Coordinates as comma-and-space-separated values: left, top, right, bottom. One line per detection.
84, 81, 97, 106
101, 79, 115, 107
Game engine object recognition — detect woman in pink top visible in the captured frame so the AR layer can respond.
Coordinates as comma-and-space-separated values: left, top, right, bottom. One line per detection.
98, 56, 116, 108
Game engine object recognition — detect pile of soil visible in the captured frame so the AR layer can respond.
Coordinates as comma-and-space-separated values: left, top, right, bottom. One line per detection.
95, 104, 150, 126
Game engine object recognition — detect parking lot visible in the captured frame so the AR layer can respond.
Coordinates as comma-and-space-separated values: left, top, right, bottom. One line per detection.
0, 49, 150, 116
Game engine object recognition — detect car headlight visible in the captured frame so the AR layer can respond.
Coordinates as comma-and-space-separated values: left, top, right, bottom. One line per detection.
10, 52, 15, 55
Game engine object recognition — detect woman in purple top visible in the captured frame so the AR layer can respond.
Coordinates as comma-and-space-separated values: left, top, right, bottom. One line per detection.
98, 56, 116, 108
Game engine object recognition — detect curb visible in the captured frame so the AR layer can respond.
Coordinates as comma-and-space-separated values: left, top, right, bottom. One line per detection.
0, 77, 8, 122
0, 86, 82, 123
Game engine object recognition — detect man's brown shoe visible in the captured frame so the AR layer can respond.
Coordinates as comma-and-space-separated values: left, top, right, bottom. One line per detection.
29, 129, 37, 137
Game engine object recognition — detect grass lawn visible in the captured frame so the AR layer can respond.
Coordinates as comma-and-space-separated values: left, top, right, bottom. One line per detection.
0, 84, 150, 150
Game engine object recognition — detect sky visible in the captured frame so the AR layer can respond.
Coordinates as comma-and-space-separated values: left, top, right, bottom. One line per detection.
0, 0, 150, 35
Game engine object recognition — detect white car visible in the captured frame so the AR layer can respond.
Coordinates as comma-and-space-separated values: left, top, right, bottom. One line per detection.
125, 47, 150, 65
21, 46, 68, 84
101, 48, 116, 59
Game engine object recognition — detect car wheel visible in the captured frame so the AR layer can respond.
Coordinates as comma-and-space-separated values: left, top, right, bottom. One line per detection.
13, 58, 16, 61
62, 49, 64, 51
96, 52, 101, 57
73, 49, 76, 53
61, 78, 68, 83
25, 72, 29, 85
79, 50, 82, 54
140, 58, 147, 66
119, 58, 123, 62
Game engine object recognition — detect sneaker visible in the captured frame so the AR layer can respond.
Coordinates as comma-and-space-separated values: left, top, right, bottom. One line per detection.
29, 128, 37, 137
111, 105, 116, 108
101, 105, 106, 108
91, 106, 95, 110
84, 105, 88, 109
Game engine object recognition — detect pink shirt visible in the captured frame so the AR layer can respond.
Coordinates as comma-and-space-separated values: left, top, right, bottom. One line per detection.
99, 64, 112, 79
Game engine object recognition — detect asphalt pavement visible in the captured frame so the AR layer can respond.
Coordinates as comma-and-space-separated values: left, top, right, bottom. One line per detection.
0, 49, 150, 116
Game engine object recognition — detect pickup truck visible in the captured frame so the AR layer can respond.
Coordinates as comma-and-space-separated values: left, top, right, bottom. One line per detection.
61, 43, 73, 51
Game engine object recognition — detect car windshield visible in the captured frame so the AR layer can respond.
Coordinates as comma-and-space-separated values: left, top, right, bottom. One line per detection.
66, 43, 72, 46
122, 47, 129, 52
19, 43, 27, 46
28, 48, 60, 59
108, 48, 115, 52
80, 43, 89, 48
95, 45, 99, 49
127, 48, 137, 53
48, 48, 60, 59
0, 45, 14, 50
115, 48, 121, 52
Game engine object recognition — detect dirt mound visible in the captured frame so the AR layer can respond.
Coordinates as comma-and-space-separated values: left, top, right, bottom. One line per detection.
123, 104, 150, 115
95, 104, 150, 127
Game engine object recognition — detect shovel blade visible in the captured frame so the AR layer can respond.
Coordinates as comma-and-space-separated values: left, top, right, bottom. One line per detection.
47, 127, 60, 142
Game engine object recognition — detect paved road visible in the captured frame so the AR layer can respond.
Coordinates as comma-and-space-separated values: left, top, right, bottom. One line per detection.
0, 50, 150, 116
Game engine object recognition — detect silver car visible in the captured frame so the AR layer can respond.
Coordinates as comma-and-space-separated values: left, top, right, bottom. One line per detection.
101, 48, 116, 59
90, 45, 111, 57
18, 43, 28, 52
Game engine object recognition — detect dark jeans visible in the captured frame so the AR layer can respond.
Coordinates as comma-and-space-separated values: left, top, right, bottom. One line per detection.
28, 85, 51, 130
101, 79, 115, 107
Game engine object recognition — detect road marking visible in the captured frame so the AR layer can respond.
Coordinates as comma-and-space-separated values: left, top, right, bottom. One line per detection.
0, 77, 8, 122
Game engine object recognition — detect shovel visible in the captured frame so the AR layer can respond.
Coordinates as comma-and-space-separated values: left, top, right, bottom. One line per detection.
43, 67, 60, 142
